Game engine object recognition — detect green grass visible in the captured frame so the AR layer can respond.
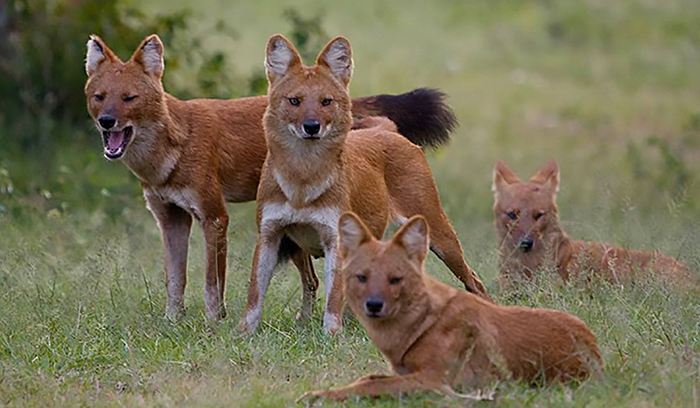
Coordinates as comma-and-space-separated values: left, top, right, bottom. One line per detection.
1, 0, 700, 406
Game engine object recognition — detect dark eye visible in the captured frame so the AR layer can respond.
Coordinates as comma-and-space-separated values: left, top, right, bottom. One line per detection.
321, 98, 332, 106
94, 94, 105, 102
534, 211, 545, 220
388, 277, 403, 285
122, 95, 138, 102
356, 274, 367, 283
506, 211, 518, 220
288, 97, 301, 106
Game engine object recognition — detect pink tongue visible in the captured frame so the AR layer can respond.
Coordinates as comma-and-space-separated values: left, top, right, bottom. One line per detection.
107, 131, 125, 150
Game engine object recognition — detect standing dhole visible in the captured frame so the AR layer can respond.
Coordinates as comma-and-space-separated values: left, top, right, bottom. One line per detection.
84, 33, 462, 322
238, 34, 490, 335
492, 160, 694, 287
299, 212, 602, 402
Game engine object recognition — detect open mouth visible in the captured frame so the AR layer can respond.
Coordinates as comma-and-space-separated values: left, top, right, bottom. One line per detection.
301, 135, 321, 140
102, 126, 133, 160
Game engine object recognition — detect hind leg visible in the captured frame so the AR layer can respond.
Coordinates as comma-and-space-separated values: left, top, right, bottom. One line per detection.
386, 149, 490, 300
394, 205, 489, 298
423, 211, 490, 299
291, 250, 318, 322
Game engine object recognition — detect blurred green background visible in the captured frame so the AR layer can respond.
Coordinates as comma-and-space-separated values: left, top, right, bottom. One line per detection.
1, 0, 698, 223
0, 1, 698, 406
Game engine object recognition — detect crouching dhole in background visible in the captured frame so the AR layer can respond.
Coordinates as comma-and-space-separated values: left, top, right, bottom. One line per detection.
492, 160, 695, 289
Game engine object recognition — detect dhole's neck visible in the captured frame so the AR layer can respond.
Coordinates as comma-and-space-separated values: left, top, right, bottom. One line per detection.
549, 223, 575, 278
544, 220, 573, 268
363, 279, 452, 367
265, 130, 346, 206
122, 93, 186, 186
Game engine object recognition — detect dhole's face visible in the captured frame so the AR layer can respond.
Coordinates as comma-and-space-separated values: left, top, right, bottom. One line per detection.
267, 69, 352, 141
494, 182, 558, 257
85, 63, 163, 160
263, 35, 354, 144
84, 35, 165, 161
339, 213, 429, 322
344, 242, 423, 320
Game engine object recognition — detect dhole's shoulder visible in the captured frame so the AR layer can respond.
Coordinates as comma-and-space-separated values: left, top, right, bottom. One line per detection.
426, 277, 486, 320
180, 95, 267, 113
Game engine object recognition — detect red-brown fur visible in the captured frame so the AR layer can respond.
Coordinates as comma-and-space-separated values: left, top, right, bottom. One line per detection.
299, 213, 603, 402
84, 33, 457, 321
239, 35, 489, 335
492, 160, 695, 287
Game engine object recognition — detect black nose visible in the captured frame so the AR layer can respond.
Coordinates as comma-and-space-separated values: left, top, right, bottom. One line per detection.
302, 119, 321, 136
519, 236, 534, 252
98, 115, 116, 129
365, 298, 384, 314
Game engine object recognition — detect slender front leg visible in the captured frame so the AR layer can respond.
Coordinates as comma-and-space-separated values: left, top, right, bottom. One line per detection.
202, 206, 229, 320
239, 231, 282, 334
146, 198, 192, 321
322, 242, 344, 334
298, 373, 444, 402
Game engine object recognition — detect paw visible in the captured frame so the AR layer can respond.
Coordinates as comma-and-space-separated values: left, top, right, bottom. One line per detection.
322, 313, 342, 335
205, 306, 225, 322
237, 319, 252, 334
164, 305, 185, 322
295, 309, 312, 323
295, 303, 314, 323
237, 317, 259, 335
297, 389, 344, 405
202, 292, 226, 320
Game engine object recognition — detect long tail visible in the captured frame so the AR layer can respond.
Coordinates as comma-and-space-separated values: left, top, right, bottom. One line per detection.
351, 88, 458, 148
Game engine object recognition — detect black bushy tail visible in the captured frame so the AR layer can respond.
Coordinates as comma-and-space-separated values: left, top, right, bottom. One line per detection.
351, 88, 458, 148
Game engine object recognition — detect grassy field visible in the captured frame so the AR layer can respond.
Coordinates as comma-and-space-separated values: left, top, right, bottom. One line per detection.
1, 0, 700, 406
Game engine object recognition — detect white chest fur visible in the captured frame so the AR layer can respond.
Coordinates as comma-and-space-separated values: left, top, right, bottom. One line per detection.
273, 168, 337, 206
260, 201, 340, 254
145, 186, 203, 220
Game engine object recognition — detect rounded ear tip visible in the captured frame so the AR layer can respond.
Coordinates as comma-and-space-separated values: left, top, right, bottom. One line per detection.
339, 211, 360, 224
146, 34, 163, 46
329, 36, 352, 51
408, 215, 428, 231
333, 35, 350, 43
268, 34, 289, 46
87, 34, 102, 46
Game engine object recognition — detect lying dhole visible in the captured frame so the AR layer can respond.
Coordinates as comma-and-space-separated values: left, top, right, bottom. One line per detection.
300, 212, 603, 402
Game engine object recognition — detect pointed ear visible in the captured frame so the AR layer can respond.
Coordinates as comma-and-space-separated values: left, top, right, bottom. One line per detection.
338, 212, 373, 260
85, 35, 116, 76
131, 34, 164, 78
392, 216, 429, 265
265, 34, 302, 85
492, 160, 520, 193
530, 160, 560, 193
316, 36, 353, 87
